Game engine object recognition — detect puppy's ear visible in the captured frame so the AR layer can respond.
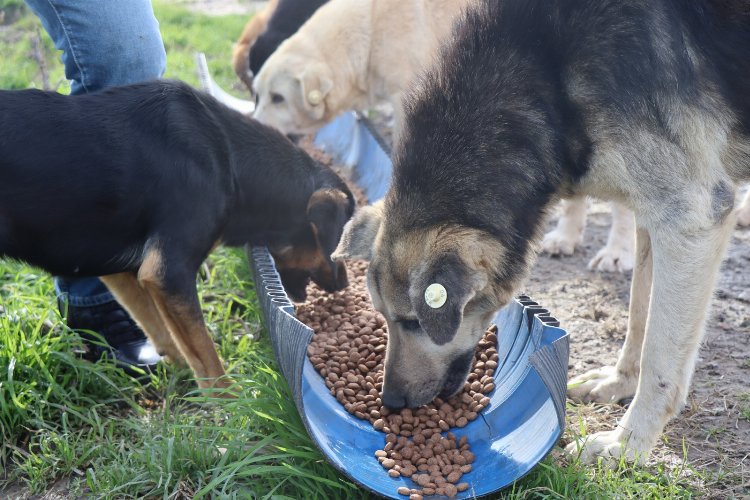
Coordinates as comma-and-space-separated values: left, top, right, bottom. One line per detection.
331, 201, 384, 262
307, 188, 353, 258
410, 254, 488, 346
299, 63, 333, 118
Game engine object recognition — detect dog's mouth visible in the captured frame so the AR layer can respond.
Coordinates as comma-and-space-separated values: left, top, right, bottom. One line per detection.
278, 268, 311, 303
438, 348, 476, 398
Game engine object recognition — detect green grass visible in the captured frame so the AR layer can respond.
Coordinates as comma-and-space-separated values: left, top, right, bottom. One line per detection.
0, 2, 711, 498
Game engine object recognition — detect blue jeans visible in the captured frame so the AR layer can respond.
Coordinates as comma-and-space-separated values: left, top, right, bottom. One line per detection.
25, 0, 166, 308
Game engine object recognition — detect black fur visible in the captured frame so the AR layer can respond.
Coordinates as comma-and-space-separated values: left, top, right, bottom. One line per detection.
413, 254, 474, 346
390, 0, 750, 283
0, 79, 354, 298
248, 0, 328, 76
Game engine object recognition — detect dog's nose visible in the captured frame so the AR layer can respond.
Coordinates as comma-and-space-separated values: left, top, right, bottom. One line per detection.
382, 388, 407, 410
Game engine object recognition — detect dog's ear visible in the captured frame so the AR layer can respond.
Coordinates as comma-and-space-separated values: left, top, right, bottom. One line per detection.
410, 254, 488, 346
331, 201, 384, 262
307, 188, 353, 258
298, 63, 333, 118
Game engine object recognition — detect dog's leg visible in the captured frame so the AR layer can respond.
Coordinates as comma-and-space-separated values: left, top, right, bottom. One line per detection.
100, 273, 184, 364
568, 226, 651, 405
587, 203, 635, 272
737, 189, 750, 227
567, 214, 736, 464
136, 248, 230, 392
541, 197, 587, 255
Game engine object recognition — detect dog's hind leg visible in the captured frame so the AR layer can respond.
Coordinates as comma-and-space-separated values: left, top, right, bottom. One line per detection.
737, 189, 750, 226
568, 226, 651, 404
541, 197, 587, 255
99, 273, 184, 364
587, 203, 635, 272
136, 247, 230, 393
567, 209, 736, 465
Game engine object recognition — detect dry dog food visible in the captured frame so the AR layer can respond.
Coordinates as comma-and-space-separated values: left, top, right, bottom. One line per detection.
297, 260, 499, 498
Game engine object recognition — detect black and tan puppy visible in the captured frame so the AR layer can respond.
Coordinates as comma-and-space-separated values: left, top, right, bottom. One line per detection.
334, 0, 750, 464
0, 79, 354, 390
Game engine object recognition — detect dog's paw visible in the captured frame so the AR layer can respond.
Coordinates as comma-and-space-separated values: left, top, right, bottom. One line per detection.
565, 428, 648, 466
568, 365, 637, 404
541, 228, 582, 256
587, 243, 633, 272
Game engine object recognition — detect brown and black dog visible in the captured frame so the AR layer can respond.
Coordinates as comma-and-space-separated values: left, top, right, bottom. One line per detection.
334, 0, 749, 464
0, 79, 354, 391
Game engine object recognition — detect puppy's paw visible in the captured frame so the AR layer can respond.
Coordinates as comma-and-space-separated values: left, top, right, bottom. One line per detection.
737, 202, 750, 227
587, 242, 634, 272
541, 228, 582, 256
568, 365, 637, 404
565, 428, 649, 466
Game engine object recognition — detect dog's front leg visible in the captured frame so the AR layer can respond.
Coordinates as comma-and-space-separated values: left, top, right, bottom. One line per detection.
568, 216, 736, 465
100, 273, 184, 364
541, 197, 588, 255
568, 226, 651, 405
136, 248, 231, 394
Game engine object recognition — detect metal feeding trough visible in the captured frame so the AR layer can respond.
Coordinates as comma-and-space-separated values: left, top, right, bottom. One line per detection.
196, 54, 569, 498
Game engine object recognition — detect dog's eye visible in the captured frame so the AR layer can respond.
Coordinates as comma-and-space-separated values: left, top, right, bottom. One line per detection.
271, 93, 285, 104
398, 319, 421, 331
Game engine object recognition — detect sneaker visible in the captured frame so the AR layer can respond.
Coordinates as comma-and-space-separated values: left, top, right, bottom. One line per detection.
59, 297, 162, 378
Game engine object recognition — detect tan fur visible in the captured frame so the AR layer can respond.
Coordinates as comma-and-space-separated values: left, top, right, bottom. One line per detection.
106, 246, 231, 393
232, 0, 279, 91
252, 0, 473, 137
99, 273, 183, 364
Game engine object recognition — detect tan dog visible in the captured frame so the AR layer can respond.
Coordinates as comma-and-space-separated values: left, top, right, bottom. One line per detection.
252, 0, 472, 138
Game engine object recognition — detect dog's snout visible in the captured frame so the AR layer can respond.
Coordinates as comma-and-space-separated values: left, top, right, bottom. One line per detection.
382, 387, 407, 410
311, 260, 348, 293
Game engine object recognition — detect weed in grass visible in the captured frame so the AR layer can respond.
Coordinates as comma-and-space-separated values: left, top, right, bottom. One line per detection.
705, 426, 727, 441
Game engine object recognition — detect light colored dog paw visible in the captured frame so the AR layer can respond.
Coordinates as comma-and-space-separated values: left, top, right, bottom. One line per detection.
587, 243, 634, 272
568, 365, 637, 404
565, 428, 648, 466
541, 228, 582, 256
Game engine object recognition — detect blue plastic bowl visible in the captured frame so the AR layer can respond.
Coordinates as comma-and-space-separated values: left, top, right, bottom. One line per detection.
245, 113, 570, 498
250, 247, 568, 499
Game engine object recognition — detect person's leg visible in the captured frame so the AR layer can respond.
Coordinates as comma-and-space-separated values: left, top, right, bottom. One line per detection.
25, 0, 166, 373
25, 0, 166, 93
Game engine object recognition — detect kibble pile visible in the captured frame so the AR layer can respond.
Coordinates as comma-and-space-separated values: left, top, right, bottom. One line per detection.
297, 260, 499, 499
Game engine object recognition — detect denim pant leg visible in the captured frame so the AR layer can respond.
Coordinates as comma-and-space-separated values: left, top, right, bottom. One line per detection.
24, 0, 166, 308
